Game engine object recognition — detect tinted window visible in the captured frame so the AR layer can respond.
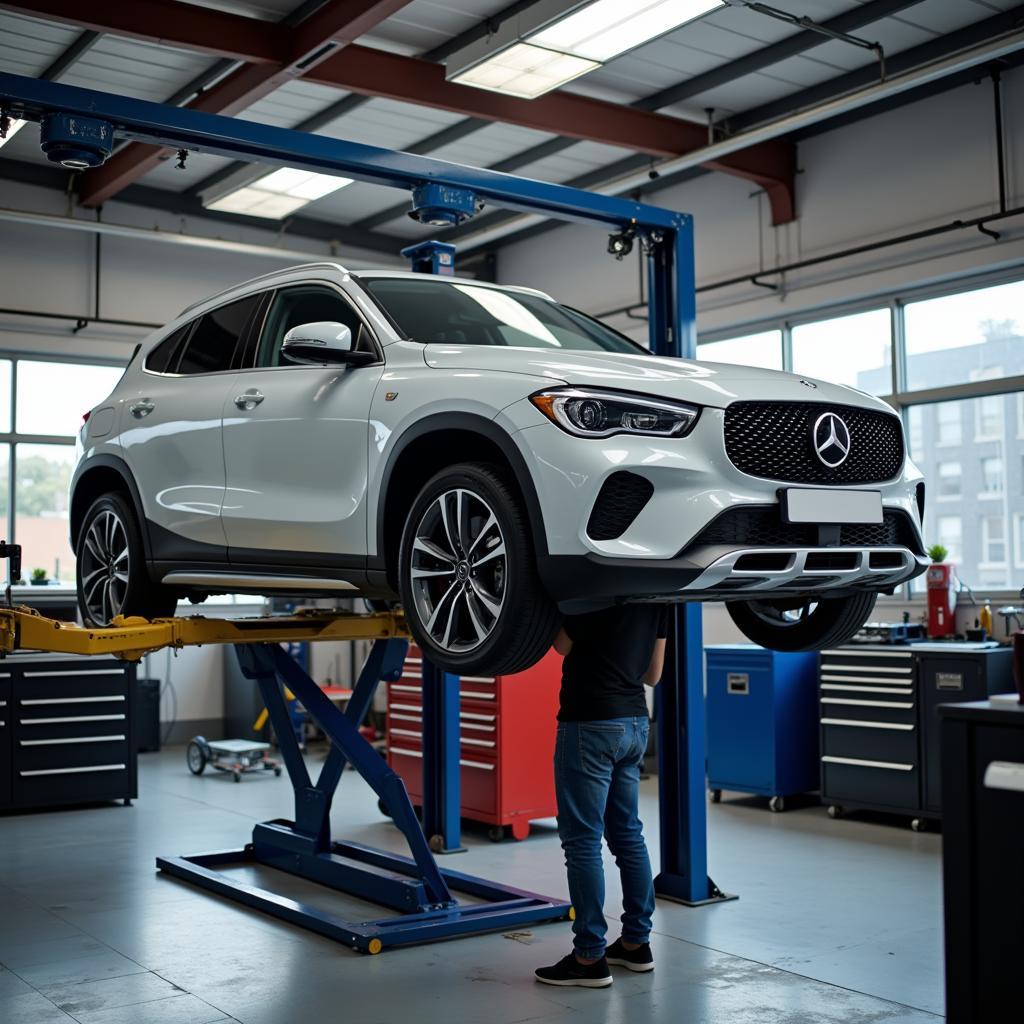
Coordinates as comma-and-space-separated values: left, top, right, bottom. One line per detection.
360, 277, 643, 354
145, 323, 191, 373
257, 286, 370, 367
177, 295, 261, 375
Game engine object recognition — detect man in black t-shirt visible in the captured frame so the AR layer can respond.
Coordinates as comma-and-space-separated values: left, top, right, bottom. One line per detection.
535, 604, 668, 989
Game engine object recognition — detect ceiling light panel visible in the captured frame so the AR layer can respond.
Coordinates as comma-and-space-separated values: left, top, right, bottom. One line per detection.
528, 0, 725, 62
204, 167, 352, 220
451, 42, 599, 99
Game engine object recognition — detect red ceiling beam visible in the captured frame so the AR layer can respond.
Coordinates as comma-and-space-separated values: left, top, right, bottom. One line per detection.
3, 0, 796, 223
75, 1, 412, 207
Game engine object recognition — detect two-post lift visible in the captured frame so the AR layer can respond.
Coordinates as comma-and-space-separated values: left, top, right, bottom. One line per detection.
0, 70, 732, 952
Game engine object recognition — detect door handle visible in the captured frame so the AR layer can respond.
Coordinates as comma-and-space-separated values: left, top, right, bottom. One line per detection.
234, 390, 265, 410
129, 399, 155, 418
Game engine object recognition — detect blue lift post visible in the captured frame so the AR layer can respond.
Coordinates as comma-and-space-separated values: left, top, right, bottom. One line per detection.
0, 72, 732, 924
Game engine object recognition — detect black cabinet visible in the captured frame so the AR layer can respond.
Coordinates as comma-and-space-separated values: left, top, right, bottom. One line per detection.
819, 644, 1012, 824
1, 654, 137, 811
939, 700, 1024, 1024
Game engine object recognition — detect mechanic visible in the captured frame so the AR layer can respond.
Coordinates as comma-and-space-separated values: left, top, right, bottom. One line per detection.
534, 604, 668, 989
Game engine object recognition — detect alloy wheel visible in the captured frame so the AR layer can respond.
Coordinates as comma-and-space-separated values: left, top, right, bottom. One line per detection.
79, 508, 130, 624
409, 488, 506, 653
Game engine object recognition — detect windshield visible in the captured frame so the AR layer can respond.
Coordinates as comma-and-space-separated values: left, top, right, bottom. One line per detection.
360, 277, 645, 354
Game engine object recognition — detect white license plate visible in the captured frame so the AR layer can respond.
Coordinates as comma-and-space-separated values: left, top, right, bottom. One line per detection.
783, 488, 883, 524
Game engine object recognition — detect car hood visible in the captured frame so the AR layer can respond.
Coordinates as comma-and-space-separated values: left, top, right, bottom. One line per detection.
422, 344, 889, 412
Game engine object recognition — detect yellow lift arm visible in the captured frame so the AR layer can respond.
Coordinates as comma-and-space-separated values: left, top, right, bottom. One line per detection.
0, 606, 408, 661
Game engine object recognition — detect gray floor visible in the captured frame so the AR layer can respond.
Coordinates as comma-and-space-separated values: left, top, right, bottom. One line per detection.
1, 747, 944, 1024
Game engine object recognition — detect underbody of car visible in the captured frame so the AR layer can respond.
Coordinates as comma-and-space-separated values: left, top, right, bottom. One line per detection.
71, 262, 927, 675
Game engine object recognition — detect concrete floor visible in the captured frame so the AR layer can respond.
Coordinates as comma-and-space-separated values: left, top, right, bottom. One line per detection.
0, 746, 944, 1024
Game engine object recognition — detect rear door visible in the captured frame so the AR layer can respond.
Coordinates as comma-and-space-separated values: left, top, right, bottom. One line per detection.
119, 293, 263, 565
221, 283, 384, 567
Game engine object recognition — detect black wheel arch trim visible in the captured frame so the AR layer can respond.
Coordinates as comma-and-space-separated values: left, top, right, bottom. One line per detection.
70, 454, 154, 563
373, 411, 548, 572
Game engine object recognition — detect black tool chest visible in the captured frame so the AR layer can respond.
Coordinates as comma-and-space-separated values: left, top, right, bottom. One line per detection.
819, 643, 1012, 826
0, 653, 137, 810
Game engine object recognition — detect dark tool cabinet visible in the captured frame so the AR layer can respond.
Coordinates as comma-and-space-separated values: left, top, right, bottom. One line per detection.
819, 643, 1011, 828
939, 700, 1024, 1024
0, 654, 137, 811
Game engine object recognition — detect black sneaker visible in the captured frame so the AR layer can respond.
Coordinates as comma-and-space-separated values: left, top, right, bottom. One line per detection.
534, 953, 612, 988
606, 937, 654, 972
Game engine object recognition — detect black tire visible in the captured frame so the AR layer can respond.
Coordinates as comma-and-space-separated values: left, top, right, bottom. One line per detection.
186, 739, 207, 775
725, 592, 877, 652
76, 492, 178, 626
398, 463, 559, 677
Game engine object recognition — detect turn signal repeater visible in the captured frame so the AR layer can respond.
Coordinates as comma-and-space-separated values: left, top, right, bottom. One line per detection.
530, 388, 699, 438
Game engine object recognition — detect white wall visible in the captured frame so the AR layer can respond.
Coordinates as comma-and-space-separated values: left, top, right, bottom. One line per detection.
498, 69, 1024, 340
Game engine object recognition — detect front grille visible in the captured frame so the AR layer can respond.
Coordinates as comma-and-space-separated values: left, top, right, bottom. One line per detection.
587, 472, 654, 541
724, 401, 904, 484
685, 505, 922, 554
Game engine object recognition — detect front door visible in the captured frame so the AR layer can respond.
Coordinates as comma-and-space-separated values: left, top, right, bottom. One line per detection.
119, 293, 263, 563
221, 284, 384, 568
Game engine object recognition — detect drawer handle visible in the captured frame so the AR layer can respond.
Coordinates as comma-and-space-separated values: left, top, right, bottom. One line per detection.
461, 690, 495, 700
984, 761, 1024, 794
21, 695, 125, 706
21, 714, 126, 725
822, 755, 913, 771
820, 664, 911, 675
391, 703, 421, 713
21, 734, 126, 746
821, 718, 914, 731
390, 746, 422, 758
460, 712, 496, 722
821, 698, 913, 709
461, 723, 495, 733
821, 650, 912, 659
20, 763, 126, 777
389, 713, 421, 723
390, 685, 420, 694
0, 700, 6, 706
389, 728, 421, 739
821, 674, 912, 686
460, 676, 495, 684
23, 669, 125, 678
821, 684, 913, 695
461, 738, 496, 748
460, 758, 495, 770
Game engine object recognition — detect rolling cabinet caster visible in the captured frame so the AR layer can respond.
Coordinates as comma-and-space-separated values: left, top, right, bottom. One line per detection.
428, 835, 445, 853
709, 789, 722, 803
911, 818, 927, 833
827, 804, 843, 819
769, 796, 785, 813
487, 825, 506, 843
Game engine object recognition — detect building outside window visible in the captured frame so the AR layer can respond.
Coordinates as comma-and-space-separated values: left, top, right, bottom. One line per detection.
936, 403, 962, 446
981, 516, 1007, 567
975, 394, 1004, 441
936, 515, 962, 566
697, 330, 782, 369
980, 456, 1004, 497
1015, 514, 1024, 569
937, 461, 961, 499
791, 309, 891, 393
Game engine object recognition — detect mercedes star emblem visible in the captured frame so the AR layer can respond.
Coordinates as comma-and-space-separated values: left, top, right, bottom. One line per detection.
813, 412, 851, 468
799, 379, 817, 389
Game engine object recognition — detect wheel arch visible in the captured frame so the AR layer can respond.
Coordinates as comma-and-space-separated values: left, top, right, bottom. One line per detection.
375, 413, 546, 589
70, 455, 152, 562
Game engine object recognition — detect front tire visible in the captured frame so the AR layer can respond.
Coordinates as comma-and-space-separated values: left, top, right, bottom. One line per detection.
726, 592, 876, 652
76, 492, 178, 626
398, 463, 559, 677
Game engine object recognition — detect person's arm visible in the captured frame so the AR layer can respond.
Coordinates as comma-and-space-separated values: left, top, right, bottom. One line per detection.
643, 639, 666, 686
553, 627, 573, 656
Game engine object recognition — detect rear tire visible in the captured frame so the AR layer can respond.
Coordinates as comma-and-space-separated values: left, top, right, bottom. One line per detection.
398, 463, 559, 676
725, 592, 876, 652
76, 492, 178, 626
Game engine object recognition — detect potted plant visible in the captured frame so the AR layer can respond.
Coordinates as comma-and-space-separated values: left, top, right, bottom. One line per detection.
30, 567, 49, 587
927, 544, 948, 563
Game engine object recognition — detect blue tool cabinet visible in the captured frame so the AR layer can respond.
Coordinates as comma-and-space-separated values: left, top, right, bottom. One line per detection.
705, 645, 819, 811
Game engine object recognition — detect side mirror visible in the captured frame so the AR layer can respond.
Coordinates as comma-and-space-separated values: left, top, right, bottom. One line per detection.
281, 322, 374, 366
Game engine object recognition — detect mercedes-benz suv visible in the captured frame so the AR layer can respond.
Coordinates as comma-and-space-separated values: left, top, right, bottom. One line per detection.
71, 262, 927, 675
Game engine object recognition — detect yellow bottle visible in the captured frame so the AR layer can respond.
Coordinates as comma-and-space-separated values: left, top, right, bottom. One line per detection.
980, 601, 993, 636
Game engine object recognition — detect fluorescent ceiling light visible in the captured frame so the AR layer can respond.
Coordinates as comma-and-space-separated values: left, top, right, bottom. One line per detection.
205, 167, 352, 219
0, 118, 27, 151
451, 42, 598, 99
529, 0, 724, 62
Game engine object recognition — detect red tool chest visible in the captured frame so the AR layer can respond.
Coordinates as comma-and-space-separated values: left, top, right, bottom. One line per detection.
386, 645, 562, 840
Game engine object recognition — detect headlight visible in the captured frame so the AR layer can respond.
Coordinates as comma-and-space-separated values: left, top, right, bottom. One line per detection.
530, 388, 699, 438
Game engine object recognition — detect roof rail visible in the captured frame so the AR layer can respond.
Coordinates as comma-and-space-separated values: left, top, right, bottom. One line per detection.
180, 261, 349, 316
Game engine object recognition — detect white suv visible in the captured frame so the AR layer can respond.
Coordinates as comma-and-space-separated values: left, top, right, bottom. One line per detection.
72, 262, 927, 675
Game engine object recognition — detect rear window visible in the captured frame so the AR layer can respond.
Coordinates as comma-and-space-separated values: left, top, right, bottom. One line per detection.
360, 277, 644, 354
145, 323, 191, 373
177, 295, 261, 375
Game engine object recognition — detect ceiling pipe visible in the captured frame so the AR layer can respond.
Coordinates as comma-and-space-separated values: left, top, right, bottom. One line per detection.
456, 26, 1024, 252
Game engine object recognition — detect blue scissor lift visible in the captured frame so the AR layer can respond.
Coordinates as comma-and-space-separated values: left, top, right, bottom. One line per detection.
0, 72, 733, 951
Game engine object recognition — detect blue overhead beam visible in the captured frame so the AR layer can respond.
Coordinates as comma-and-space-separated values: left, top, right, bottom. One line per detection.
0, 72, 688, 233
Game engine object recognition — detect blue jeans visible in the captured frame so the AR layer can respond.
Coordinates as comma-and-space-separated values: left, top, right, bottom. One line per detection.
555, 716, 654, 959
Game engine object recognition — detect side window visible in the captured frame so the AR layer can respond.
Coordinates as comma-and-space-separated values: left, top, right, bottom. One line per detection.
257, 286, 372, 367
177, 294, 261, 375
145, 322, 192, 373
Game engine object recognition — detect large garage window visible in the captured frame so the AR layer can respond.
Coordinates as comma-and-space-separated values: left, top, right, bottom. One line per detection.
791, 309, 892, 393
697, 329, 782, 370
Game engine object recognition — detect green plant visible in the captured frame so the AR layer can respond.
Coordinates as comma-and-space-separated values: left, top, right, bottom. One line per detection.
31, 567, 47, 581
927, 544, 948, 563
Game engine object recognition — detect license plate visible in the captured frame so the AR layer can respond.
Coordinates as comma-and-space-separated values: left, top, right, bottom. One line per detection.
782, 488, 883, 524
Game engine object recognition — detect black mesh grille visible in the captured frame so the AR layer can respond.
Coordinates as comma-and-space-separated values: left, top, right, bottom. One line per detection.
686, 506, 921, 554
724, 401, 904, 484
587, 472, 654, 541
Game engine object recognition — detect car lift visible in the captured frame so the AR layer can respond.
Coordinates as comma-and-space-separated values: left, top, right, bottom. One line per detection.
0, 73, 733, 934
